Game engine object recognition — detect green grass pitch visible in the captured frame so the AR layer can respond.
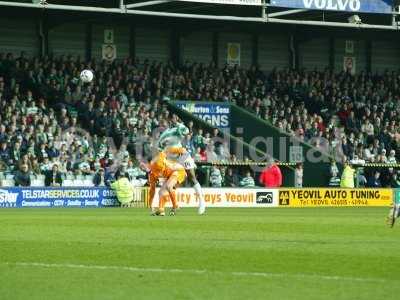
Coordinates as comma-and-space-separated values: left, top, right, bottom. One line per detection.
1, 207, 400, 300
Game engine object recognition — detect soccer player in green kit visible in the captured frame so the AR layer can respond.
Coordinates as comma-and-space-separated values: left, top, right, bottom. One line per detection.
157, 123, 206, 215
387, 201, 400, 228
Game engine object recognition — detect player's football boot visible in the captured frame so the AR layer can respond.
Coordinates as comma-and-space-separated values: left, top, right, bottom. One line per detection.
198, 204, 206, 215
198, 197, 206, 215
155, 208, 165, 216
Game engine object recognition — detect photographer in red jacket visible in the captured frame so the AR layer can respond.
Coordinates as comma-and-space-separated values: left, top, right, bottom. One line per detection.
259, 158, 282, 187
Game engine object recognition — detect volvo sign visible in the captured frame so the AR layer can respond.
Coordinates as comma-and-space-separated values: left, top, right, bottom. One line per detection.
269, 0, 393, 14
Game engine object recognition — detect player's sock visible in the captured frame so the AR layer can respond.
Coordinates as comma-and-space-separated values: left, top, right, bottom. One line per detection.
158, 195, 166, 215
149, 189, 155, 209
396, 204, 400, 218
194, 182, 206, 214
387, 204, 397, 228
169, 190, 178, 209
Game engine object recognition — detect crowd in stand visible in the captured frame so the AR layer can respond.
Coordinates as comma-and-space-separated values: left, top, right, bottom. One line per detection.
1, 52, 399, 187
234, 68, 400, 186
0, 53, 247, 187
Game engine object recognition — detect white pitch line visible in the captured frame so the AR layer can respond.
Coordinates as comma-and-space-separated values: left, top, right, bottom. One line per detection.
2, 262, 393, 284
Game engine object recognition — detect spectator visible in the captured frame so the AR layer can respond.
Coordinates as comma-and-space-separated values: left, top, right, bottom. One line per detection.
14, 164, 31, 187
390, 172, 400, 188
45, 164, 63, 187
259, 158, 282, 188
388, 150, 397, 164
380, 149, 388, 163
111, 170, 134, 207
224, 168, 239, 187
18, 154, 32, 171
0, 158, 7, 172
209, 166, 223, 187
192, 129, 205, 149
294, 163, 303, 188
367, 171, 382, 188
193, 147, 206, 162
31, 157, 42, 175
328, 160, 340, 187
10, 141, 22, 165
206, 144, 218, 163
216, 143, 230, 161
126, 160, 147, 186
340, 162, 355, 188
114, 164, 129, 180
239, 170, 255, 187
0, 141, 10, 164
93, 168, 106, 187
357, 169, 367, 187
363, 144, 375, 162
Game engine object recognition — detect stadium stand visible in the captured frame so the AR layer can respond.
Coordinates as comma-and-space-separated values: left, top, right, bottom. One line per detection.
0, 53, 399, 187
0, 54, 241, 187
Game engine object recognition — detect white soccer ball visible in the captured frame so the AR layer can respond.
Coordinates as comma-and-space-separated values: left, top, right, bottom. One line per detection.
80, 69, 94, 83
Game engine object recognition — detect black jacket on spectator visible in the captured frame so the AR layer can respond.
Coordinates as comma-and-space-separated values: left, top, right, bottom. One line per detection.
224, 172, 239, 187
93, 171, 113, 187
44, 170, 63, 187
366, 176, 381, 188
379, 170, 392, 188
14, 170, 31, 187
0, 147, 10, 163
95, 113, 112, 136
80, 108, 96, 133
390, 177, 400, 188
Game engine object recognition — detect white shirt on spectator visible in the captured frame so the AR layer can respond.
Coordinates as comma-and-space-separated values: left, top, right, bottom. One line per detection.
364, 147, 375, 161
27, 105, 38, 115
40, 162, 53, 172
206, 150, 218, 163
209, 168, 222, 187
361, 122, 374, 136
388, 155, 397, 164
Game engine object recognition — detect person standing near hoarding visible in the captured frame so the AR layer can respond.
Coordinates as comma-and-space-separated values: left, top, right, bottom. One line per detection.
111, 170, 134, 207
209, 166, 223, 187
259, 158, 282, 188
239, 170, 255, 187
387, 200, 400, 228
340, 161, 355, 188
294, 163, 303, 188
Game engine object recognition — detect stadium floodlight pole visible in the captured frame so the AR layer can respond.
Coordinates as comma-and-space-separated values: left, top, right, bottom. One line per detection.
266, 17, 398, 30
125, 0, 171, 9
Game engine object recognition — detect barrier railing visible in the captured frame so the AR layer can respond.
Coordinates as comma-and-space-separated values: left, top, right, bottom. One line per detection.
134, 187, 149, 208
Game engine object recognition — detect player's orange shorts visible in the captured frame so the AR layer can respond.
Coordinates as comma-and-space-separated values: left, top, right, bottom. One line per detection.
150, 151, 186, 184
